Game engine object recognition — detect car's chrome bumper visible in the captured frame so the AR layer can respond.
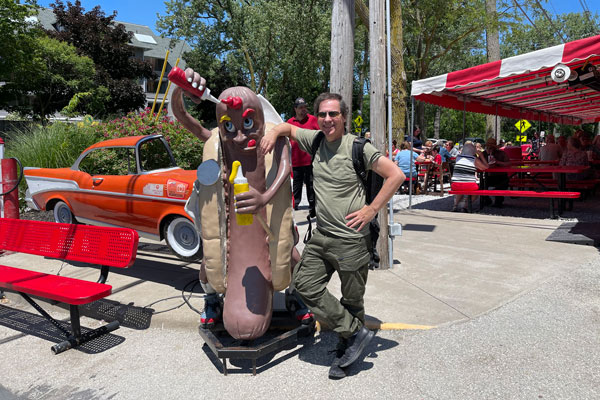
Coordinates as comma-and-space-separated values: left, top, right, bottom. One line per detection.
24, 189, 40, 211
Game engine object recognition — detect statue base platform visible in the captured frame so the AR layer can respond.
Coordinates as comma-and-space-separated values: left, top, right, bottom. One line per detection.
198, 310, 315, 375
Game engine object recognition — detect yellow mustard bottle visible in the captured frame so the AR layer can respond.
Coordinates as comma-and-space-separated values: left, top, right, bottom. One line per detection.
229, 160, 253, 226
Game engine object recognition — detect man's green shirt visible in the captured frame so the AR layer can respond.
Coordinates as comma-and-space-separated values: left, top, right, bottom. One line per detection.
295, 128, 381, 238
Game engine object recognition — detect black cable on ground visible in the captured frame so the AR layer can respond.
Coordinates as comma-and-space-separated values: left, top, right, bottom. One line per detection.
141, 278, 204, 315
182, 279, 204, 315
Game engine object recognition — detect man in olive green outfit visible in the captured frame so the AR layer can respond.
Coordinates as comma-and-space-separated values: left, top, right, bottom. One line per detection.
261, 93, 404, 379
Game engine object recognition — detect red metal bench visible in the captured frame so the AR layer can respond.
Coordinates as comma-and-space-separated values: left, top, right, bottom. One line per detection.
448, 189, 580, 218
0, 218, 138, 354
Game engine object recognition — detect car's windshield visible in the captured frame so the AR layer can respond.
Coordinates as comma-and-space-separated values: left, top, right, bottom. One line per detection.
139, 137, 176, 171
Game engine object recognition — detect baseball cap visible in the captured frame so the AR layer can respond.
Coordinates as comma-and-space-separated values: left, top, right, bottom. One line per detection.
294, 97, 307, 107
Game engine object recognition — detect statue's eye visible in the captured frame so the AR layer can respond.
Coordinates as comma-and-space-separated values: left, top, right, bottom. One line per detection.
243, 118, 254, 130
224, 121, 235, 133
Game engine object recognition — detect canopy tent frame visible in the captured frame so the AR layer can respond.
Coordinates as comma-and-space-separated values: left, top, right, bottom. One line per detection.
406, 34, 600, 209
411, 35, 600, 126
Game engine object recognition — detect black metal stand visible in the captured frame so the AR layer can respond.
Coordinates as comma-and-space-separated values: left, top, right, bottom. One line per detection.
198, 311, 315, 375
19, 293, 120, 354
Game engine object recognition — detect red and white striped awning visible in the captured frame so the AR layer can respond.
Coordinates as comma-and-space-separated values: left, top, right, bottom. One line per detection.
411, 35, 600, 125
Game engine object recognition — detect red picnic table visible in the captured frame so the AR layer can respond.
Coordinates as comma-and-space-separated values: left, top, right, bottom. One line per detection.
508, 160, 559, 165
482, 164, 590, 213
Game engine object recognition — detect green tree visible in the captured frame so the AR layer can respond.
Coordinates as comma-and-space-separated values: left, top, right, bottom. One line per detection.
0, 36, 95, 123
501, 11, 600, 57
46, 0, 153, 117
0, 0, 41, 81
402, 0, 489, 137
158, 0, 331, 120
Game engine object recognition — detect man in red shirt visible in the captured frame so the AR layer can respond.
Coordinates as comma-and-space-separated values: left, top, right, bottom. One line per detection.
287, 97, 319, 217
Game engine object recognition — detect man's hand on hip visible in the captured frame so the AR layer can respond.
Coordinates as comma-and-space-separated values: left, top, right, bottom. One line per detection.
345, 205, 377, 232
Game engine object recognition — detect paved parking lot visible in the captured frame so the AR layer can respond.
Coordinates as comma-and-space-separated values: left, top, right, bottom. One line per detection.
0, 195, 599, 399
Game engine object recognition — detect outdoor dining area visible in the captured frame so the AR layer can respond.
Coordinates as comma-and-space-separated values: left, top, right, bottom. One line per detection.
397, 138, 598, 218
401, 34, 600, 219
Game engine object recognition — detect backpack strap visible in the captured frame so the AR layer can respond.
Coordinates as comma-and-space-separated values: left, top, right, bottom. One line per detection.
310, 131, 325, 160
304, 131, 325, 244
351, 136, 369, 188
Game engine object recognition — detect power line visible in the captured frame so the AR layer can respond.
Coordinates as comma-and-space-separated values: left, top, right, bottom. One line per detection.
533, 0, 568, 42
513, 0, 548, 43
513, 0, 536, 27
578, 0, 598, 31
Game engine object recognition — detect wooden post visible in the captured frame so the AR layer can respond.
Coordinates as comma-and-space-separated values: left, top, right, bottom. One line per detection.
389, 0, 407, 145
485, 0, 501, 141
331, 0, 355, 132
370, 0, 389, 269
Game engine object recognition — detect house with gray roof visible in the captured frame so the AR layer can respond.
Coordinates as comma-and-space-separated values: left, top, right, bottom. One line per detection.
33, 8, 191, 116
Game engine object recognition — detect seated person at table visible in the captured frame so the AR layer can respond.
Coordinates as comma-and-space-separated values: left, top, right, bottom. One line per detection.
409, 126, 424, 154
395, 141, 424, 193
422, 140, 433, 159
482, 138, 510, 208
386, 139, 400, 158
391, 139, 399, 157
446, 141, 459, 158
580, 132, 592, 152
557, 136, 568, 153
446, 141, 459, 175
531, 131, 541, 157
431, 145, 442, 164
539, 134, 562, 161
439, 142, 451, 163
559, 137, 591, 181
450, 143, 488, 212
591, 135, 600, 160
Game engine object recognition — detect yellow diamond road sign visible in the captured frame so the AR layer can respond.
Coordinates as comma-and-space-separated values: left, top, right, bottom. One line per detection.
354, 115, 363, 127
515, 119, 531, 133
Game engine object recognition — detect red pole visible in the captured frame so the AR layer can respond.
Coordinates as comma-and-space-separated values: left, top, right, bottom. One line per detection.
0, 138, 19, 219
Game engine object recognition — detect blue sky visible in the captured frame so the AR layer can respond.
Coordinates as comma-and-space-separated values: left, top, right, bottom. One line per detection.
36, 0, 599, 32
37, 0, 167, 29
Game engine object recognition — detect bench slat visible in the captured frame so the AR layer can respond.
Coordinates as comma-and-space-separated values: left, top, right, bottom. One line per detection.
0, 265, 111, 305
448, 190, 580, 199
0, 219, 138, 268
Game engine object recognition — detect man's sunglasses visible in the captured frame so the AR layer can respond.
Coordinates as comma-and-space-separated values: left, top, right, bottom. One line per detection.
317, 111, 341, 118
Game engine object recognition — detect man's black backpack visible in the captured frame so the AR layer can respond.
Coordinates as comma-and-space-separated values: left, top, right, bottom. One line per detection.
306, 132, 384, 269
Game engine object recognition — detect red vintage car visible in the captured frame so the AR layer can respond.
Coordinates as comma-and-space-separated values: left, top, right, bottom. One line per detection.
24, 134, 202, 261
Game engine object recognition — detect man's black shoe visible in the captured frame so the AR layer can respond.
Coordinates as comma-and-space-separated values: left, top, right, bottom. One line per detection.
338, 326, 375, 368
328, 338, 348, 380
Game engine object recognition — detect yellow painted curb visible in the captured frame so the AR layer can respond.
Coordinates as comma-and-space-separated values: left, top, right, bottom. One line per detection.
370, 321, 435, 330
315, 320, 434, 332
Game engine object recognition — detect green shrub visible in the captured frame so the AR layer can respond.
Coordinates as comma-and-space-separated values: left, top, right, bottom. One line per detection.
93, 108, 204, 170
5, 122, 98, 169
5, 122, 98, 210
5, 110, 204, 211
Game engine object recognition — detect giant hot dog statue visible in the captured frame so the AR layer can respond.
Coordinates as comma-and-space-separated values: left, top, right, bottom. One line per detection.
170, 68, 293, 340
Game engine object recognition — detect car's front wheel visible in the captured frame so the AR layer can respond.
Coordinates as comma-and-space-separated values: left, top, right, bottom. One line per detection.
164, 217, 202, 261
53, 201, 77, 224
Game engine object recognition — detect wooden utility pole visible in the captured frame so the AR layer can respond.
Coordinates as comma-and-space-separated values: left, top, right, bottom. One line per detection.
389, 0, 406, 145
369, 0, 389, 269
356, 0, 406, 145
486, 0, 501, 141
330, 0, 355, 132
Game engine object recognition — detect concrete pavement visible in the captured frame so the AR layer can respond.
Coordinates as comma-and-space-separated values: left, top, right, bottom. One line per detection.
0, 194, 598, 399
